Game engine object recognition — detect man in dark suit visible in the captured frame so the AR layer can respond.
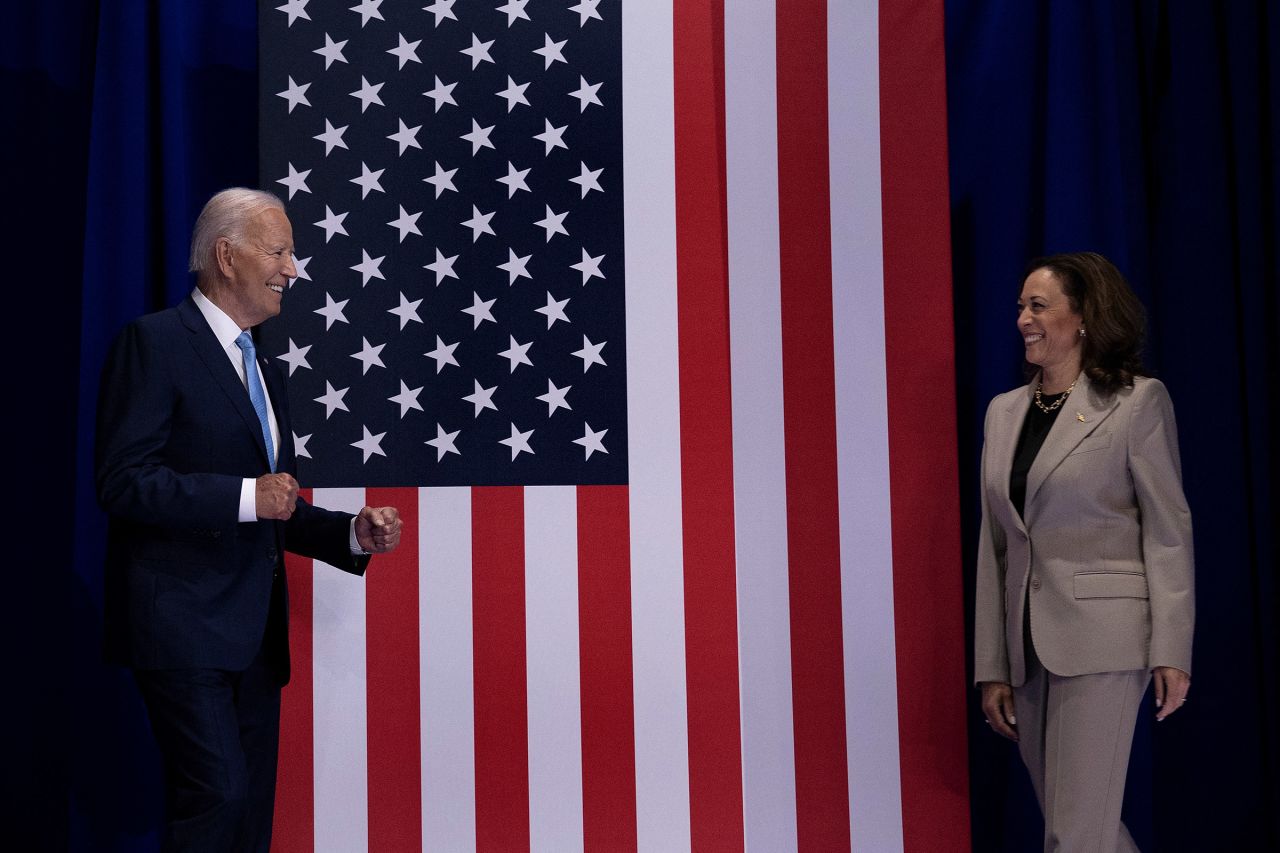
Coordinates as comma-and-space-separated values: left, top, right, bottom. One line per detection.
96, 188, 403, 852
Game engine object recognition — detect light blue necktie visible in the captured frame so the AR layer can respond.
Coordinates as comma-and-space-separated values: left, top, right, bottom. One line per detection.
235, 332, 276, 472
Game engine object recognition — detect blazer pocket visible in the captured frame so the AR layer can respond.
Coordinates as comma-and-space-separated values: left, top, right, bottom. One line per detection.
1069, 431, 1112, 455
1073, 571, 1148, 599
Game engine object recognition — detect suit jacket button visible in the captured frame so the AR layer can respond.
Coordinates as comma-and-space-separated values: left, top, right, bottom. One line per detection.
212, 530, 222, 539
1031, 577, 1041, 591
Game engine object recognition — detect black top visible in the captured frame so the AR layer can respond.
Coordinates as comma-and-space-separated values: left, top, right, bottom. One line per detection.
1009, 390, 1069, 519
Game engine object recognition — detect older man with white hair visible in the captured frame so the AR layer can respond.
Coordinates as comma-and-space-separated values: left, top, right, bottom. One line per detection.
96, 188, 403, 851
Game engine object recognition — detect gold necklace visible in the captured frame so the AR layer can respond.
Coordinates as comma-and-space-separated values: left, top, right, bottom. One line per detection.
1033, 380, 1076, 414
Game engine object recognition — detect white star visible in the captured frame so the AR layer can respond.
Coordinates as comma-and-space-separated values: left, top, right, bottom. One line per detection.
293, 432, 312, 459
568, 75, 602, 112
314, 206, 348, 242
314, 292, 350, 330
276, 163, 311, 199
388, 291, 423, 329
495, 76, 531, 112
533, 118, 568, 155
350, 249, 386, 286
569, 161, 603, 197
568, 0, 602, 26
293, 256, 311, 281
571, 247, 605, 283
387, 118, 422, 155
499, 422, 535, 459
573, 422, 608, 459
389, 380, 424, 417
425, 423, 461, 460
423, 161, 458, 197
349, 75, 385, 112
461, 291, 497, 328
314, 33, 348, 69
424, 0, 457, 26
461, 33, 495, 69
387, 33, 422, 69
534, 291, 570, 328
497, 248, 532, 285
349, 161, 385, 198
461, 205, 495, 242
349, 0, 384, 27
533, 205, 569, 242
498, 335, 533, 373
315, 381, 350, 418
276, 0, 310, 26
351, 425, 387, 463
460, 118, 495, 155
387, 205, 422, 242
532, 33, 568, 69
276, 339, 312, 375
462, 380, 498, 416
424, 248, 459, 284
571, 334, 606, 371
536, 378, 572, 416
425, 335, 460, 372
496, 161, 531, 197
497, 0, 530, 26
424, 76, 458, 111
314, 119, 349, 155
276, 76, 310, 112
350, 337, 386, 374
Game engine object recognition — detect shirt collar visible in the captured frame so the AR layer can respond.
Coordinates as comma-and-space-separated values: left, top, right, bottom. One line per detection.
192, 286, 248, 351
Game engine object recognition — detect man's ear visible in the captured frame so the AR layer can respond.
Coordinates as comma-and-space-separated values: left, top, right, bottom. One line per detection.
214, 237, 235, 278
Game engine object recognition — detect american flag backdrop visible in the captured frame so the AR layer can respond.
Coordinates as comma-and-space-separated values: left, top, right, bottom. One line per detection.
258, 1, 969, 851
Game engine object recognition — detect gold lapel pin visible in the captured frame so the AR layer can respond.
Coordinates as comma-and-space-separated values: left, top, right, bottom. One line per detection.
1076, 411, 1086, 423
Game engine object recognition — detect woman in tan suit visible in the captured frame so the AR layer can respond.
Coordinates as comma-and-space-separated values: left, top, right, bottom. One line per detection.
974, 252, 1194, 852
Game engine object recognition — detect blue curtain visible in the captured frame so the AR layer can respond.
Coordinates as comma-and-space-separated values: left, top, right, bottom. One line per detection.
948, 1, 1279, 850
2, 1, 257, 849
5, 0, 1274, 849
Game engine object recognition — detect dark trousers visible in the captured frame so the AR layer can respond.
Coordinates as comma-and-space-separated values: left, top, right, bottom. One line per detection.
134, 646, 283, 853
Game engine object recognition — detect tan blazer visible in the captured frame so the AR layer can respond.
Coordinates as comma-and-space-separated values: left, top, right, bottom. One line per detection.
973, 374, 1194, 687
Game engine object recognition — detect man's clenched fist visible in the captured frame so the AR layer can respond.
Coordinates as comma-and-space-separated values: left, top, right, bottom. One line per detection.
256, 473, 299, 520
355, 505, 403, 554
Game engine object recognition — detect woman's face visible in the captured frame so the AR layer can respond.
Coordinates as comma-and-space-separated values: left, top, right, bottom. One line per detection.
1017, 267, 1084, 376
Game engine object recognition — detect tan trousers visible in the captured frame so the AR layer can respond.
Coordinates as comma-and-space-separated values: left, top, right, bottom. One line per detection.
1014, 644, 1149, 853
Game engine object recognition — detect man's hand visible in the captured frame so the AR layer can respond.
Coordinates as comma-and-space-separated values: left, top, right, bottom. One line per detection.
980, 681, 1019, 741
256, 473, 299, 520
355, 506, 403, 554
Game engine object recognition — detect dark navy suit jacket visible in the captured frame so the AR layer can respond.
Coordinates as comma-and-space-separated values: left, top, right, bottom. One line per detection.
96, 296, 367, 683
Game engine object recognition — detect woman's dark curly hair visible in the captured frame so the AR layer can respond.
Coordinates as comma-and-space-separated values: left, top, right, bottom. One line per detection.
1023, 252, 1147, 394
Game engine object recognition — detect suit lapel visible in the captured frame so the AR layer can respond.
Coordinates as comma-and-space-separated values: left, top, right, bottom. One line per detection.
1024, 373, 1119, 510
995, 385, 1033, 531
177, 297, 273, 470
261, 349, 293, 472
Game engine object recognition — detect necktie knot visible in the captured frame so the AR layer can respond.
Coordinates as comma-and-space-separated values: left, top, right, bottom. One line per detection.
235, 331, 255, 356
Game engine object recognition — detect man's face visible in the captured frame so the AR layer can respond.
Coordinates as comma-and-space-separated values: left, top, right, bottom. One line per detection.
226, 207, 296, 327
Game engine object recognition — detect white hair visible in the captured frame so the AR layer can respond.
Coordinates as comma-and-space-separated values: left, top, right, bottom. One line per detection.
188, 187, 285, 273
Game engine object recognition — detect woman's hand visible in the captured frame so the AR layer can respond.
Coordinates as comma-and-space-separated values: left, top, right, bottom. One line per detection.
980, 681, 1019, 741
1153, 666, 1190, 721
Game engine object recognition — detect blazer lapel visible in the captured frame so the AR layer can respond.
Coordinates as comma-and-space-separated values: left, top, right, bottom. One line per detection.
1024, 373, 1119, 510
995, 385, 1033, 532
177, 297, 274, 469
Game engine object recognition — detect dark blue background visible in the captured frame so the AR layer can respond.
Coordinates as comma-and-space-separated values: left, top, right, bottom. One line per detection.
3, 1, 1275, 849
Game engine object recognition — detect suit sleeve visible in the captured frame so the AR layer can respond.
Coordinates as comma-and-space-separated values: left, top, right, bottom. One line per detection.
973, 399, 1011, 685
283, 495, 371, 576
95, 321, 241, 527
1129, 379, 1195, 674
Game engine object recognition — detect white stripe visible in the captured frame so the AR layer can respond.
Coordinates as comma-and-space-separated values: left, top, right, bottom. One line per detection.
310, 487, 370, 853
724, 4, 799, 852
419, 487, 477, 853
525, 486, 585, 853
623, 1, 692, 850
828, 4, 906, 850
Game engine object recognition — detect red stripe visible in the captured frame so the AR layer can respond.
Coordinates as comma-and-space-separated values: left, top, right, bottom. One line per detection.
471, 487, 530, 852
879, 1, 972, 850
365, 487, 422, 852
273, 488, 314, 853
775, 4, 852, 849
577, 486, 638, 852
673, 1, 746, 850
